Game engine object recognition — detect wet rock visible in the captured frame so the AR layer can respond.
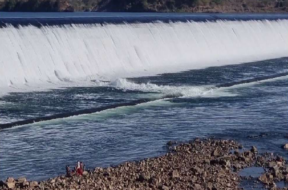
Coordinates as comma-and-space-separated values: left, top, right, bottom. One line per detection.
259, 173, 270, 184
167, 141, 177, 146
251, 146, 258, 153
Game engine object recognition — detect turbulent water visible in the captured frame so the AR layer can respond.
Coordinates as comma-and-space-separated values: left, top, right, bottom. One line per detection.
0, 13, 288, 185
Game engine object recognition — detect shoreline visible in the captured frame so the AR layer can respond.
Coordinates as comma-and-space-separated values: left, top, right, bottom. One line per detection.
1, 138, 288, 190
0, 0, 287, 13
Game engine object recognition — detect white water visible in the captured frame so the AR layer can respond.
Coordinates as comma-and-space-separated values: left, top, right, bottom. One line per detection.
110, 78, 235, 98
1, 19, 288, 94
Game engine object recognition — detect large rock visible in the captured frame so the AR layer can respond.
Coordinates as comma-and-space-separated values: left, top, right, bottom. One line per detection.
6, 177, 14, 183
251, 146, 258, 153
259, 173, 273, 184
171, 170, 180, 178
6, 177, 15, 189
29, 181, 38, 188
17, 177, 26, 183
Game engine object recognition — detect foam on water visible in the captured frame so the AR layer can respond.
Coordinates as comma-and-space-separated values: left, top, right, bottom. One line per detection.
0, 19, 288, 94
110, 78, 235, 98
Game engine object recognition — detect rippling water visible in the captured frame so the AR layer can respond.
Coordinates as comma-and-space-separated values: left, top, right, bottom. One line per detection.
0, 58, 288, 181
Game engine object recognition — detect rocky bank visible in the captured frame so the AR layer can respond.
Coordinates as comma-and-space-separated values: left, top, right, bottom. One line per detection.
0, 0, 287, 12
1, 138, 288, 190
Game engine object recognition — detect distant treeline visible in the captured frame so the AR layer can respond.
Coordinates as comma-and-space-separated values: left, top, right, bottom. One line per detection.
0, 0, 287, 12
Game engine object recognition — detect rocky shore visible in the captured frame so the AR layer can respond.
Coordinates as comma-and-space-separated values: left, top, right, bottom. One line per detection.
1, 138, 288, 190
0, 0, 287, 12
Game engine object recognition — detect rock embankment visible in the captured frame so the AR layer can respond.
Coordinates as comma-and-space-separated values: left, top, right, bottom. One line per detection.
0, 138, 288, 190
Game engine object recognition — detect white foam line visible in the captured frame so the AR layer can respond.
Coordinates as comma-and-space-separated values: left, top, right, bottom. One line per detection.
220, 75, 288, 90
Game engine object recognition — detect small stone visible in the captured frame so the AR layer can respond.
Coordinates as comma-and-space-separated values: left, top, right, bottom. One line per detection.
212, 148, 220, 157
194, 184, 202, 189
171, 170, 180, 178
160, 185, 169, 190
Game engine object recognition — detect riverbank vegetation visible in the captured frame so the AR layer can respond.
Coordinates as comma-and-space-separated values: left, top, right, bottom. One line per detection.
0, 0, 287, 12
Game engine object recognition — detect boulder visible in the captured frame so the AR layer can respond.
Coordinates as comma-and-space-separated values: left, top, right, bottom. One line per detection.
6, 177, 15, 189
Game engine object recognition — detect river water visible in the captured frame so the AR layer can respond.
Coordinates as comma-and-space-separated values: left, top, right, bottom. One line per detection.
0, 13, 287, 182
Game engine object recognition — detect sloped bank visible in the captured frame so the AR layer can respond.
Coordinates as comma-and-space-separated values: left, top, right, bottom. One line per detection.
0, 138, 287, 190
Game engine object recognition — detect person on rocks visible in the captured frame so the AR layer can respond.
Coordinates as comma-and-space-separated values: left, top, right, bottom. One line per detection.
76, 161, 83, 176
66, 165, 72, 177
72, 166, 76, 174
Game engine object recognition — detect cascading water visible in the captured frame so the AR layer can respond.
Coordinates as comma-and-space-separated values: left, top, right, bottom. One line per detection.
0, 19, 288, 94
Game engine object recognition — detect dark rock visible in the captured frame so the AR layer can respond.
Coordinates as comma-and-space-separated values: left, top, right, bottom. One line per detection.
137, 173, 150, 182
251, 146, 258, 153
284, 174, 288, 182
166, 141, 177, 146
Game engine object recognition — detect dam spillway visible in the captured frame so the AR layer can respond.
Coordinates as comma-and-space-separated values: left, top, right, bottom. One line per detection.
0, 13, 288, 94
